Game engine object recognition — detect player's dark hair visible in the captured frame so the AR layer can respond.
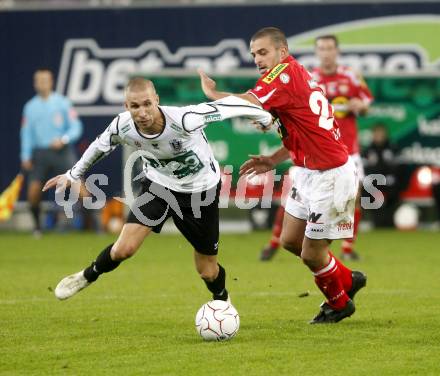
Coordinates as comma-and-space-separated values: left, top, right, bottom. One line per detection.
126, 76, 155, 92
315, 34, 339, 47
251, 27, 288, 48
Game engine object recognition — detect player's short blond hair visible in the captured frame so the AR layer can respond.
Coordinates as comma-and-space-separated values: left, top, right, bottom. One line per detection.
251, 27, 288, 48
125, 77, 156, 93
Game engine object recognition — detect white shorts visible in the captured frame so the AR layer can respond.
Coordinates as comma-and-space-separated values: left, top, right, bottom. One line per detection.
350, 152, 365, 181
285, 157, 359, 240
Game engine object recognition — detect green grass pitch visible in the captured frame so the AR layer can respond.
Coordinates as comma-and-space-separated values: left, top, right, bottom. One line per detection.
1, 230, 440, 375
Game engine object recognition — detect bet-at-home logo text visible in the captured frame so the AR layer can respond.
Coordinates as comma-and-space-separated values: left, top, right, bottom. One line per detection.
145, 150, 204, 179
56, 15, 440, 116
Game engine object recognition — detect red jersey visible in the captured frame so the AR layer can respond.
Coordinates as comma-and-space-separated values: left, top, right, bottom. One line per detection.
249, 56, 348, 170
312, 66, 373, 155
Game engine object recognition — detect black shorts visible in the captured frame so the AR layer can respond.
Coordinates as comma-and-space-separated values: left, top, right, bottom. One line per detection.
29, 146, 77, 183
126, 179, 221, 255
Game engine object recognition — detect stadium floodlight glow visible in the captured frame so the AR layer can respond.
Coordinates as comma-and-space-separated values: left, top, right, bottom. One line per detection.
417, 166, 433, 187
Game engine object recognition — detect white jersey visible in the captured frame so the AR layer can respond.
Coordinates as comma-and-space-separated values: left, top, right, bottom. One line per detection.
67, 96, 272, 193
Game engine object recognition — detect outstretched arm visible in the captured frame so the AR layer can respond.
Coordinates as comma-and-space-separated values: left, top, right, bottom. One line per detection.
182, 95, 273, 132
198, 69, 262, 106
239, 147, 290, 176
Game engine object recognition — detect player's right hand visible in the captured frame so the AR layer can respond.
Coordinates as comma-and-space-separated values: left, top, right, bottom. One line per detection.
42, 174, 71, 193
239, 155, 275, 176
198, 68, 217, 98
21, 160, 33, 171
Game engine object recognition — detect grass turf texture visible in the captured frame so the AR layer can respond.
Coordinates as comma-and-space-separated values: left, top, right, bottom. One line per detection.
1, 230, 440, 375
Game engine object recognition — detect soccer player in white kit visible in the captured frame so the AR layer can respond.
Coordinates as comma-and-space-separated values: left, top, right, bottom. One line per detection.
43, 77, 272, 302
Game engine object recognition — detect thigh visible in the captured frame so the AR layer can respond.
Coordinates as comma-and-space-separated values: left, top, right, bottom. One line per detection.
126, 181, 172, 233
173, 186, 220, 255
305, 159, 358, 240
284, 167, 308, 221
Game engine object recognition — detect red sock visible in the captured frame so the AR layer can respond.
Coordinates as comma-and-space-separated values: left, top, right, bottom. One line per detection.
341, 207, 361, 254
329, 251, 353, 292
269, 206, 285, 249
313, 255, 350, 310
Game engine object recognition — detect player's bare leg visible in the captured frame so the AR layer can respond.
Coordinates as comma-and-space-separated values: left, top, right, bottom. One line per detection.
194, 251, 229, 301
54, 223, 151, 300
341, 187, 362, 261
28, 180, 43, 236
279, 212, 305, 257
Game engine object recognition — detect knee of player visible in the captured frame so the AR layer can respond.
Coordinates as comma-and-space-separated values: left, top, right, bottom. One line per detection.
280, 236, 301, 255
300, 250, 321, 269
111, 242, 138, 260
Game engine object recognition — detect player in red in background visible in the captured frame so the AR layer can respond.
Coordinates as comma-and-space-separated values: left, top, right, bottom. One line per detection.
199, 27, 367, 324
260, 34, 373, 262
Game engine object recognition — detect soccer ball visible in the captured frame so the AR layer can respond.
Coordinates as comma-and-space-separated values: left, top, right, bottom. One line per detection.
195, 300, 240, 341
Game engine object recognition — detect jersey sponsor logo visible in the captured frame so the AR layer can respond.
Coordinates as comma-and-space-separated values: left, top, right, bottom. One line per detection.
262, 63, 288, 84
203, 113, 222, 123
331, 96, 350, 118
134, 141, 142, 148
145, 150, 205, 179
280, 72, 290, 84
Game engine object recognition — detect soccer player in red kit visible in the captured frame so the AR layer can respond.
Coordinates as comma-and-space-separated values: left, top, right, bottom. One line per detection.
199, 27, 367, 323
260, 34, 373, 262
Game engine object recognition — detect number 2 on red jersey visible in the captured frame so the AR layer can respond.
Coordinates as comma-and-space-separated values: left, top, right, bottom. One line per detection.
309, 91, 334, 130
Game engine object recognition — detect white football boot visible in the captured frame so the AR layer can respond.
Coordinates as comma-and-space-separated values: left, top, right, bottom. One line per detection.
54, 270, 90, 300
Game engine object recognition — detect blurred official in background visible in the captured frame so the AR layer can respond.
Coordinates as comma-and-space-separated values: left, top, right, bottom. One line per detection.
20, 68, 83, 236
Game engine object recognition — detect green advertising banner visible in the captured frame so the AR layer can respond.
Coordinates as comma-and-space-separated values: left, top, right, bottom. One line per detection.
152, 75, 440, 182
